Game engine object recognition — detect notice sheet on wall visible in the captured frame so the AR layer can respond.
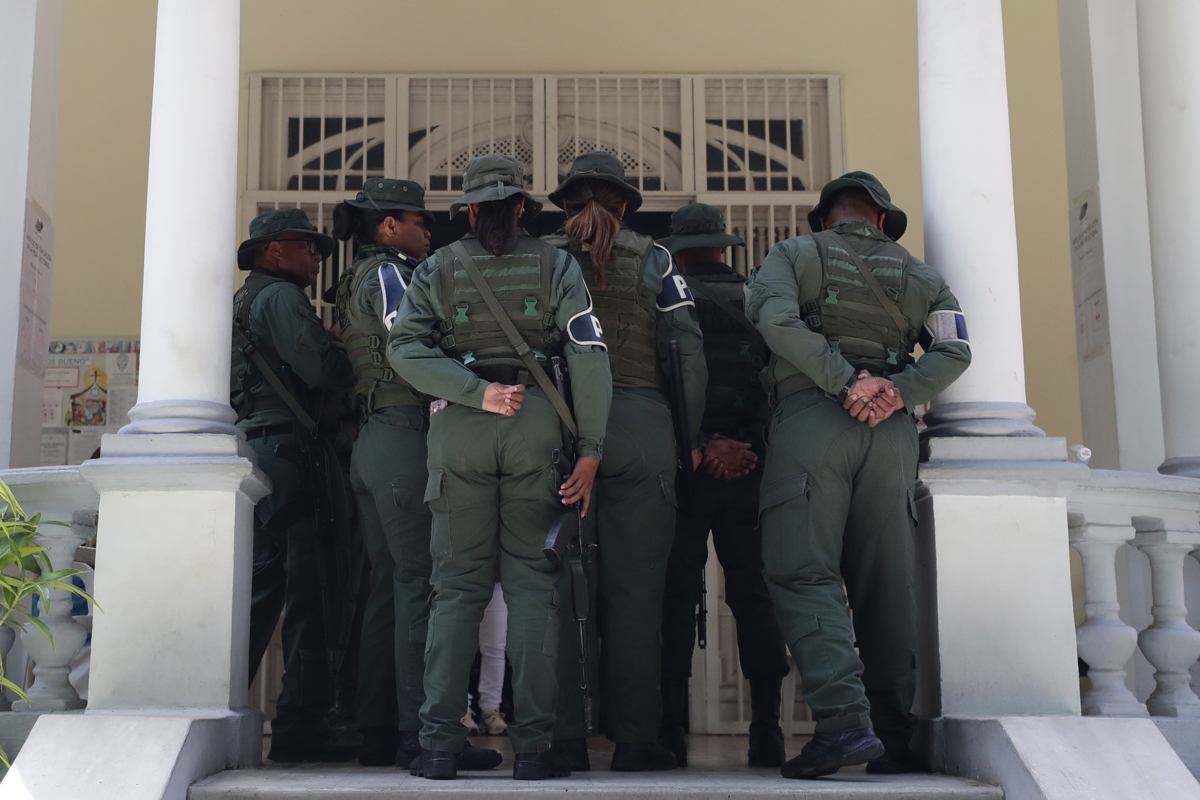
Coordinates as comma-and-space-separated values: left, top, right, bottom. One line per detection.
40, 340, 140, 466
18, 200, 55, 379
1070, 186, 1110, 360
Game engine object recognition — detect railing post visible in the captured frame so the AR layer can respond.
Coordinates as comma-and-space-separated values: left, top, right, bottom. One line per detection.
1068, 512, 1148, 716
1132, 519, 1200, 717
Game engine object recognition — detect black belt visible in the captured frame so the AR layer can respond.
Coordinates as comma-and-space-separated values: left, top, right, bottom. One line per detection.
244, 423, 295, 441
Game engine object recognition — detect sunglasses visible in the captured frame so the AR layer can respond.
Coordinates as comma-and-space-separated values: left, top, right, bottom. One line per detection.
275, 237, 320, 254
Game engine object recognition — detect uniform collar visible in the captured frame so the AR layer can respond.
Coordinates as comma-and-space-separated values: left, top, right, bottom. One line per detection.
824, 219, 890, 241
685, 261, 738, 278
359, 243, 422, 267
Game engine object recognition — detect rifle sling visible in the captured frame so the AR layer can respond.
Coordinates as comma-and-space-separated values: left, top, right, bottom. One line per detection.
826, 231, 912, 337
683, 275, 763, 345
448, 239, 578, 438
232, 324, 319, 434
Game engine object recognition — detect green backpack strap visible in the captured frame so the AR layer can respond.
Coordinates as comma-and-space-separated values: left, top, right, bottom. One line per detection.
231, 324, 319, 434
448, 239, 578, 438
825, 232, 912, 338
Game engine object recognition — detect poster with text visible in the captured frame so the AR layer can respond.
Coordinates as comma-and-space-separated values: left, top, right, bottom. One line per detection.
40, 339, 139, 466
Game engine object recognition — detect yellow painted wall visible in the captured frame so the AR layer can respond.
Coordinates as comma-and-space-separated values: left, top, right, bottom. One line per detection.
51, 0, 1082, 442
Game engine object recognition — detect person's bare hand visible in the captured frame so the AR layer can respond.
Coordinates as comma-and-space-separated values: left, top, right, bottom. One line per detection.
482, 383, 525, 416
865, 386, 905, 428
691, 448, 703, 471
559, 455, 600, 516
701, 433, 758, 480
844, 371, 896, 423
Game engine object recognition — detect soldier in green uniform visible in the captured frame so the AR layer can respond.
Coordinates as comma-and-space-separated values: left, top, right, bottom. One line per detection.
744, 172, 971, 778
330, 179, 501, 772
544, 152, 706, 772
232, 208, 356, 762
387, 154, 613, 781
655, 204, 789, 769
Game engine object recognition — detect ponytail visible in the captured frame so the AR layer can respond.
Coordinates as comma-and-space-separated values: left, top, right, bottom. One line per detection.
472, 195, 523, 256
561, 180, 626, 290
332, 202, 395, 247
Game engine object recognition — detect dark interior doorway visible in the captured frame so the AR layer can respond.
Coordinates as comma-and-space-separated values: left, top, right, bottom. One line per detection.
428, 210, 675, 254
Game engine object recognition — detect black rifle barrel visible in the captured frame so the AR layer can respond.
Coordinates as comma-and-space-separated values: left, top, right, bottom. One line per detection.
668, 340, 696, 505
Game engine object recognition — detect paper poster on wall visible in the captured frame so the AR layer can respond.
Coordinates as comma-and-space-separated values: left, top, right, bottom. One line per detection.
17, 200, 54, 379
40, 339, 139, 466
1070, 186, 1110, 360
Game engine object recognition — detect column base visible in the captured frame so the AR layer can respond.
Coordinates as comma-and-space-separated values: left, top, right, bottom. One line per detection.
1159, 457, 1200, 478
922, 401, 1046, 438
932, 716, 1199, 799
0, 708, 262, 798
119, 399, 240, 437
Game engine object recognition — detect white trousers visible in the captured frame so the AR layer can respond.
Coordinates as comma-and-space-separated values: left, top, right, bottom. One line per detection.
471, 582, 508, 711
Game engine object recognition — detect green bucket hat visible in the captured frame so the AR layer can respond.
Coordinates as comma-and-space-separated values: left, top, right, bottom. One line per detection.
237, 208, 336, 271
656, 203, 744, 254
808, 171, 907, 241
449, 154, 543, 219
344, 177, 435, 227
548, 151, 643, 214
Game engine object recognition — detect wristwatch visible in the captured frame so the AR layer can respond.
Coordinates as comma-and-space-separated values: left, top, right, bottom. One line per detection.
834, 373, 858, 405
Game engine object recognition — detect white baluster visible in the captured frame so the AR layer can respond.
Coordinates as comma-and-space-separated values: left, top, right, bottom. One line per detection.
1069, 513, 1148, 716
1133, 520, 1200, 717
11, 510, 92, 712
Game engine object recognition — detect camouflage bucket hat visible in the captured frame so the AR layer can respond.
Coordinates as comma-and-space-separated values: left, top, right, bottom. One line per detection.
344, 178, 435, 227
656, 203, 745, 254
808, 171, 907, 241
449, 154, 543, 219
237, 208, 336, 271
548, 150, 643, 214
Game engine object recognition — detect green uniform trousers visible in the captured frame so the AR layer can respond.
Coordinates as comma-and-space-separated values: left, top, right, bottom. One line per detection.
556, 388, 678, 743
759, 389, 918, 751
661, 468, 789, 681
349, 405, 433, 734
420, 389, 565, 754
246, 428, 332, 742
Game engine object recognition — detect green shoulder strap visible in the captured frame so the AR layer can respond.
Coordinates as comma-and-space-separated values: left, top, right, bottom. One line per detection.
683, 275, 763, 344
448, 239, 579, 437
826, 231, 912, 337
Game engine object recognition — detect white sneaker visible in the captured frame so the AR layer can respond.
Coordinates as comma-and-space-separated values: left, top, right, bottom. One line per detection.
461, 710, 481, 734
480, 707, 507, 735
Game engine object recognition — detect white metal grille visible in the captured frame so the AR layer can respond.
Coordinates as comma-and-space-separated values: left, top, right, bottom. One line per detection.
552, 77, 684, 192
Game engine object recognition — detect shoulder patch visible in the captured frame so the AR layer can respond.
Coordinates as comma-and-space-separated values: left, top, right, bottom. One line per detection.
919, 309, 969, 350
654, 244, 695, 312
566, 287, 607, 350
379, 263, 408, 331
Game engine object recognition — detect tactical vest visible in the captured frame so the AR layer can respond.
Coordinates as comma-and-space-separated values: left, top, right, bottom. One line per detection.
230, 270, 305, 422
768, 228, 915, 402
690, 268, 767, 436
435, 233, 563, 383
544, 227, 660, 389
334, 250, 425, 413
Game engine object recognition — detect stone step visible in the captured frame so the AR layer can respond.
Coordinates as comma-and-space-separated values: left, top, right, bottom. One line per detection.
189, 767, 1003, 800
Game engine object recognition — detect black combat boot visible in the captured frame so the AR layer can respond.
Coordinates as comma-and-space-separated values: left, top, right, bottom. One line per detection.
657, 675, 689, 767
513, 750, 572, 780
747, 677, 786, 768
780, 727, 885, 779
610, 742, 678, 771
357, 727, 400, 767
866, 745, 926, 774
551, 738, 590, 771
267, 732, 358, 763
398, 732, 503, 772
409, 748, 457, 780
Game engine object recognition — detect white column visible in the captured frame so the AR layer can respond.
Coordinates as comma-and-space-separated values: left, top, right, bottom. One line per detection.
917, 0, 1042, 437
121, 0, 242, 436
1136, 0, 1200, 477
0, 0, 63, 467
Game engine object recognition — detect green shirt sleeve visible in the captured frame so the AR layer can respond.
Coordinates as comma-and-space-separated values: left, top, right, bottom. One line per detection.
386, 249, 612, 459
888, 260, 972, 407
553, 251, 612, 460
744, 236, 857, 395
649, 246, 707, 448
250, 281, 353, 391
353, 265, 385, 325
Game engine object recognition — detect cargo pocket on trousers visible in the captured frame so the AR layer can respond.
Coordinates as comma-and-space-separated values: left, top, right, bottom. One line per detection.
424, 469, 452, 558
758, 474, 809, 577
541, 587, 561, 656
394, 480, 433, 517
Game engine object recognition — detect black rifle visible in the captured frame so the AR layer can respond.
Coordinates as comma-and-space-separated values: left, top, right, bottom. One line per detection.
543, 356, 597, 735
668, 340, 705, 649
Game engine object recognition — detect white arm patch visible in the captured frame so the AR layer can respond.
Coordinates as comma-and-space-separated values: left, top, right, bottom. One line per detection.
380, 263, 408, 331
921, 310, 969, 349
654, 244, 695, 312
